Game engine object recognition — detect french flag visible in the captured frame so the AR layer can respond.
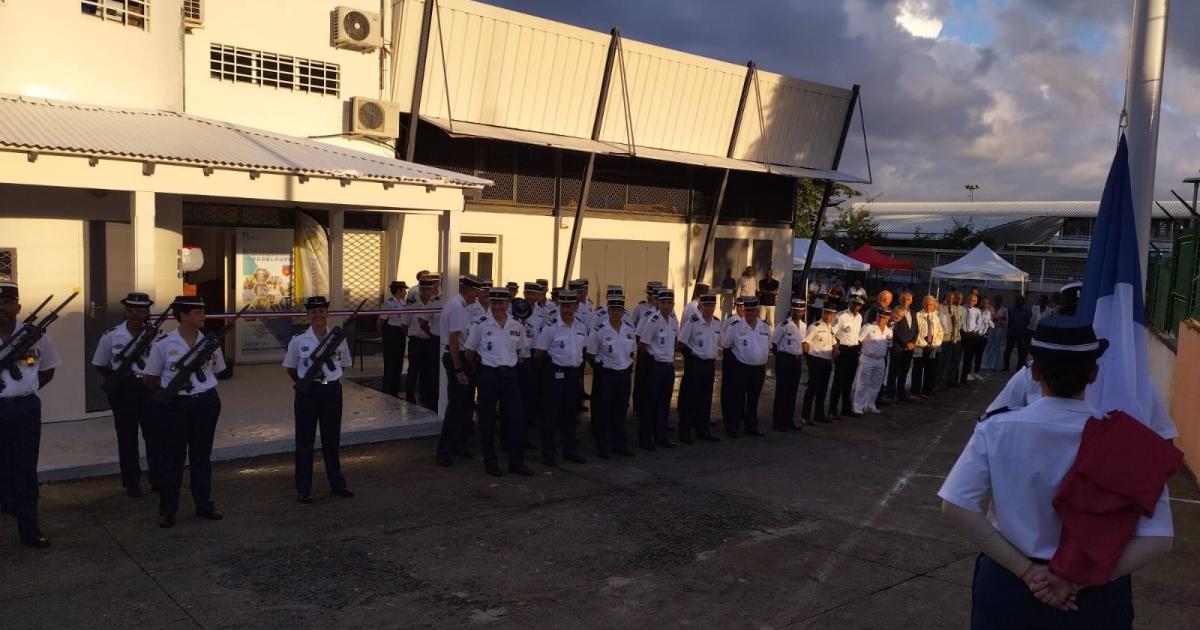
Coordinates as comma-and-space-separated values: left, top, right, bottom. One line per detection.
1077, 134, 1177, 440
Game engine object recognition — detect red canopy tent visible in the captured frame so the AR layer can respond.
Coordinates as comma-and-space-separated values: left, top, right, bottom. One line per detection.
847, 243, 913, 270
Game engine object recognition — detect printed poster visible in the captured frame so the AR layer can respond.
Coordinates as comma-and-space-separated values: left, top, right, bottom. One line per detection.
235, 228, 295, 362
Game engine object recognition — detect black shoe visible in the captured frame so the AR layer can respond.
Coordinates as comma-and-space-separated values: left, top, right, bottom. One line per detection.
196, 510, 224, 521
679, 436, 695, 445
509, 464, 535, 477
20, 534, 51, 549
542, 457, 558, 468
453, 448, 474, 458
159, 515, 175, 529
655, 440, 679, 448
744, 430, 765, 437
613, 447, 636, 457
697, 434, 721, 442
436, 455, 454, 467
564, 453, 586, 464
331, 487, 355, 498
814, 417, 834, 424
297, 494, 313, 504
125, 486, 144, 498
485, 463, 504, 477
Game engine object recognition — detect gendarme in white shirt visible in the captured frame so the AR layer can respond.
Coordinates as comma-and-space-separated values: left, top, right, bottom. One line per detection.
771, 317, 806, 356
0, 326, 61, 398
282, 327, 352, 382
464, 313, 524, 368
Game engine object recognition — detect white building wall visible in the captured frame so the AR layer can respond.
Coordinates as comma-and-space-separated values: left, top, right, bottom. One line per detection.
0, 0, 184, 110
183, 0, 395, 157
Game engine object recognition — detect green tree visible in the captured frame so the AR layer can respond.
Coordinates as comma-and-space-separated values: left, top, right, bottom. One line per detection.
794, 179, 861, 238
942, 217, 977, 249
828, 207, 882, 248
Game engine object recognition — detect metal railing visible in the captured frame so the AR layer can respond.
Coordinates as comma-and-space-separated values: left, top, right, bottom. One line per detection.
1147, 225, 1200, 335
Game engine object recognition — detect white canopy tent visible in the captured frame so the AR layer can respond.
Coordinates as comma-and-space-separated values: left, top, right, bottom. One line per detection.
792, 238, 870, 271
929, 243, 1029, 292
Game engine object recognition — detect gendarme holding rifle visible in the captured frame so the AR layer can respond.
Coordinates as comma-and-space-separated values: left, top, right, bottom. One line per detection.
0, 280, 69, 549
142, 296, 240, 529
282, 296, 360, 504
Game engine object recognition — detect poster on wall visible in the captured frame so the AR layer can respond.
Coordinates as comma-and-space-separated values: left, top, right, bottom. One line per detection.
235, 228, 295, 363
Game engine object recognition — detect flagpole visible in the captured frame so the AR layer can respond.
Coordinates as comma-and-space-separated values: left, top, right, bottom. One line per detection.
1123, 0, 1170, 289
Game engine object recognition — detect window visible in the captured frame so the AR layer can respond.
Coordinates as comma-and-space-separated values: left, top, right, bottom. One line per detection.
81, 0, 148, 30
0, 248, 15, 282
209, 44, 340, 96
183, 0, 202, 26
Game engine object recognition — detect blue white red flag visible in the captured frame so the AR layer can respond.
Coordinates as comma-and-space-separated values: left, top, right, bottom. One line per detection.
1077, 134, 1177, 439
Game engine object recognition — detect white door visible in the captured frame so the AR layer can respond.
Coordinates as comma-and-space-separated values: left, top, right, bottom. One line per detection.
459, 234, 501, 283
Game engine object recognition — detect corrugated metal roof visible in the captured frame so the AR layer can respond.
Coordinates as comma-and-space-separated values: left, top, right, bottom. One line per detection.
392, 0, 855, 175
0, 95, 491, 187
423, 116, 626, 155
849, 200, 1194, 216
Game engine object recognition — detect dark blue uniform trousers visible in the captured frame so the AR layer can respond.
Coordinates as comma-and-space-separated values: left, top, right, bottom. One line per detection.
475, 365, 526, 469
517, 357, 541, 430
0, 395, 43, 540
802, 356, 833, 422
640, 361, 675, 447
107, 377, 160, 491
437, 352, 475, 457
829, 345, 860, 416
406, 335, 439, 411
772, 352, 803, 430
971, 554, 1133, 630
157, 390, 220, 518
381, 325, 407, 397
591, 366, 632, 455
541, 364, 581, 462
723, 358, 765, 436
294, 381, 347, 496
632, 353, 651, 416
719, 351, 736, 430
678, 355, 716, 440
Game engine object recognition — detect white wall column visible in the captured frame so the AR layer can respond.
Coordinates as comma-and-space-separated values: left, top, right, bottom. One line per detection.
436, 208, 463, 419
383, 212, 404, 285
329, 209, 345, 309
130, 190, 157, 300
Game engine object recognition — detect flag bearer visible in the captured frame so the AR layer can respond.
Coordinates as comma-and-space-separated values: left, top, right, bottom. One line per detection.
142, 296, 225, 529
379, 280, 409, 397
534, 289, 589, 466
720, 297, 770, 437
465, 288, 533, 477
0, 280, 61, 548
852, 307, 893, 415
676, 293, 721, 444
771, 298, 807, 432
91, 292, 161, 497
587, 292, 637, 458
636, 289, 679, 450
283, 296, 355, 504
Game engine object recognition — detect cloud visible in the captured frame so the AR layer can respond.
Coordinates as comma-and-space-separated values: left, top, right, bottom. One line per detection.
484, 0, 1199, 202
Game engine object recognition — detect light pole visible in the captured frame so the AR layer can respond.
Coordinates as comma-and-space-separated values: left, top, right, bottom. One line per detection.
965, 184, 980, 203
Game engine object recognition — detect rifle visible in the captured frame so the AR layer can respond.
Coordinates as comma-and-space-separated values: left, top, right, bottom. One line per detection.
101, 309, 172, 394
0, 293, 78, 394
152, 305, 251, 404
294, 299, 367, 393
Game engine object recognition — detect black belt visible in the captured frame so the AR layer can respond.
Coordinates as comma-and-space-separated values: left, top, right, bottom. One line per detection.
552, 365, 581, 373
596, 365, 633, 375
687, 355, 716, 364
0, 394, 36, 404
481, 364, 517, 371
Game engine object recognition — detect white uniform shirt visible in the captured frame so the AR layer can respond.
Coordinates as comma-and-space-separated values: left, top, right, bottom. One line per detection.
721, 319, 771, 366
517, 314, 542, 359
382, 296, 406, 327
535, 317, 589, 368
720, 313, 742, 336
858, 323, 893, 360
832, 311, 864, 346
803, 321, 836, 360
682, 300, 700, 323
464, 313, 524, 368
914, 310, 944, 357
962, 306, 983, 334
588, 321, 637, 371
848, 286, 867, 300
772, 317, 806, 356
0, 326, 62, 398
577, 298, 596, 328
92, 321, 153, 375
282, 326, 352, 382
939, 397, 1174, 560
532, 300, 552, 321
440, 294, 470, 351
466, 300, 487, 324
403, 294, 441, 339
678, 312, 721, 361
143, 329, 227, 395
637, 311, 679, 364
630, 301, 654, 328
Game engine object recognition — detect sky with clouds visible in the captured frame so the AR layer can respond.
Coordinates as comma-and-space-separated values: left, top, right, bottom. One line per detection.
487, 0, 1199, 203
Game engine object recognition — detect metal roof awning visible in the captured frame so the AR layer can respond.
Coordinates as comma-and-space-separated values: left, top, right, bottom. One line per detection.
766, 163, 870, 185
0, 95, 490, 188
423, 117, 628, 156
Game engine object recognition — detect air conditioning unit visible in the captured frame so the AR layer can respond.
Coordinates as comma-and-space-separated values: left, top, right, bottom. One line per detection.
349, 97, 401, 139
331, 6, 382, 52
183, 0, 204, 28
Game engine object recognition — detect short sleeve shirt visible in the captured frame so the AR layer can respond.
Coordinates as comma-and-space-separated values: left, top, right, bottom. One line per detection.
772, 318, 806, 356
143, 329, 226, 395
858, 323, 893, 360
441, 294, 470, 350
587, 321, 637, 371
678, 312, 721, 360
721, 319, 771, 366
0, 326, 62, 398
832, 311, 863, 346
382, 296, 406, 327
464, 313, 524, 368
803, 321, 836, 360
282, 327, 352, 381
92, 322, 153, 375
535, 318, 589, 367
638, 312, 679, 364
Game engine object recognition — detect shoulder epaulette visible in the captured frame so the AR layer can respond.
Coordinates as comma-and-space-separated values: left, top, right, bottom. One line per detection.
106, 324, 121, 333
689, 313, 700, 323
978, 407, 1011, 423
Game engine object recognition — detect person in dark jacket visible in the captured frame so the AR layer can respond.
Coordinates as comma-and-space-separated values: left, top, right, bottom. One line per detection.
886, 305, 916, 402
1004, 295, 1033, 371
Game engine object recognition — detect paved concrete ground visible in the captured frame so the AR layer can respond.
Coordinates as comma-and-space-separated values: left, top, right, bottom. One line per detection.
2, 372, 1198, 629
